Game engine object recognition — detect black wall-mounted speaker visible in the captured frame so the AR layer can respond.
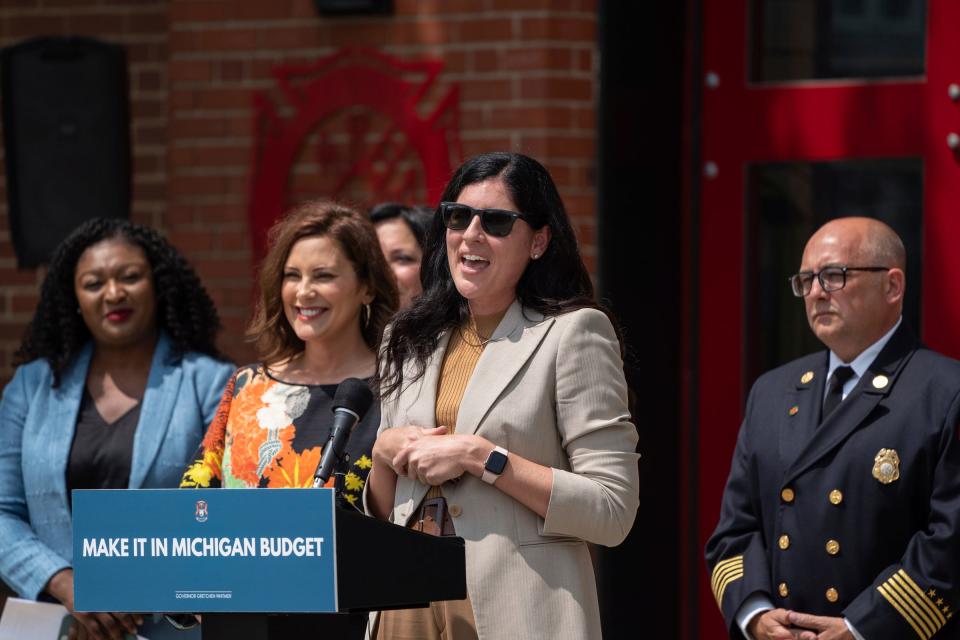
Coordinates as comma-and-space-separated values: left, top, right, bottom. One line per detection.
313, 0, 392, 16
1, 36, 130, 268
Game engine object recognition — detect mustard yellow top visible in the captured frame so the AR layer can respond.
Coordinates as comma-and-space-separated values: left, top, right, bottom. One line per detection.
425, 310, 505, 499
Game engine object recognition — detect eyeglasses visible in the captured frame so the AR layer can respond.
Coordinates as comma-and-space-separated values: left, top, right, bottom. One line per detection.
788, 266, 890, 297
439, 202, 528, 238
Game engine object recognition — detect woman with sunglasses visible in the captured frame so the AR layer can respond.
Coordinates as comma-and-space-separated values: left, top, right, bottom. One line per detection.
366, 152, 640, 640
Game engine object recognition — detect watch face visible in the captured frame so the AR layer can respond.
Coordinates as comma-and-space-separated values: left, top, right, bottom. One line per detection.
485, 449, 508, 475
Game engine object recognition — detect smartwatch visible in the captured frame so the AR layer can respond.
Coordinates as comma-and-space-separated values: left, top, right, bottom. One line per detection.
482, 446, 509, 484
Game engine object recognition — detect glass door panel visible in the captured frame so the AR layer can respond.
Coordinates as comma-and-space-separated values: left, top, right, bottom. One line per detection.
751, 0, 927, 82
744, 158, 923, 386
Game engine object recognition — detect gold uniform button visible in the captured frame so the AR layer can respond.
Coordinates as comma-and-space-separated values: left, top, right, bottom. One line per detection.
829, 490, 843, 505
781, 488, 795, 503
448, 504, 462, 517
826, 587, 839, 602
779, 582, 789, 597
778, 534, 790, 550
825, 539, 840, 555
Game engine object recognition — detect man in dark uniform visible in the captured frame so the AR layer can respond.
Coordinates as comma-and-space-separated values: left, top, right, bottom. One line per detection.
706, 217, 960, 640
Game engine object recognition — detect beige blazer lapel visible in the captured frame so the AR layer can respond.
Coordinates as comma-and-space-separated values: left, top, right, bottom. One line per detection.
455, 300, 554, 436
390, 330, 450, 520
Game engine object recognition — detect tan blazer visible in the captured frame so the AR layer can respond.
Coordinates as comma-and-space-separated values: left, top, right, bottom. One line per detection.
376, 301, 640, 640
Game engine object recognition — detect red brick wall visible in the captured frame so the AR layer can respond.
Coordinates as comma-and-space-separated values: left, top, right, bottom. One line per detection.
0, 0, 169, 378
0, 0, 598, 378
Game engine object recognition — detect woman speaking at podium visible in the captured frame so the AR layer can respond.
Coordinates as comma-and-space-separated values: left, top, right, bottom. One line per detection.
180, 201, 397, 638
0, 218, 233, 640
367, 152, 640, 640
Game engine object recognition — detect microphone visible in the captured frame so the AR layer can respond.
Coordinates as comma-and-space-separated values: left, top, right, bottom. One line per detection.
313, 378, 374, 488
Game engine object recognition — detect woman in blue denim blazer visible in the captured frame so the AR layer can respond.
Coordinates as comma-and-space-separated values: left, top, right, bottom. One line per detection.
0, 219, 233, 640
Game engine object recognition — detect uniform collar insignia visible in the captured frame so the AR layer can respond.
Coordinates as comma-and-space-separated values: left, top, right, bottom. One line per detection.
861, 324, 918, 396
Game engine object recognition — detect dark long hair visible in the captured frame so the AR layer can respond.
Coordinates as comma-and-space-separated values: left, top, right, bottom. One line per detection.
15, 218, 225, 385
380, 151, 618, 398
247, 200, 399, 366
368, 202, 433, 250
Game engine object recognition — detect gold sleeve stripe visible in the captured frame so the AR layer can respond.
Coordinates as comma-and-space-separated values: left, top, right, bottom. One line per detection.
710, 556, 744, 606
878, 584, 930, 640
713, 568, 743, 607
710, 556, 742, 594
711, 555, 742, 572
896, 570, 948, 626
884, 580, 937, 638
710, 563, 741, 595
889, 575, 942, 633
710, 564, 742, 601
875, 569, 948, 639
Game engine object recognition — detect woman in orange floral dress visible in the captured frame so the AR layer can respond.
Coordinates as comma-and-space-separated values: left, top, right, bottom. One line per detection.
179, 201, 397, 637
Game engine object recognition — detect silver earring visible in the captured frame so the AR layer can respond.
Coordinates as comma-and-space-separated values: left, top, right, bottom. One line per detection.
531, 253, 540, 260
362, 303, 371, 328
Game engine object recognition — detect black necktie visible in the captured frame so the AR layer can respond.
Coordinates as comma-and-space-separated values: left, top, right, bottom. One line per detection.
821, 366, 855, 423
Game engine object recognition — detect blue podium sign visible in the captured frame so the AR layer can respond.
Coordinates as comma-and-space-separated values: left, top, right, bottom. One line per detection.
72, 488, 338, 613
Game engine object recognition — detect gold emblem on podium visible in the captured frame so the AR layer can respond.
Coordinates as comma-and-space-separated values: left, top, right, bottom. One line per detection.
872, 449, 900, 484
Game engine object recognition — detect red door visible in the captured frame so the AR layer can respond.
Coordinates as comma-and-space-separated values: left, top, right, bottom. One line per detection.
690, 1, 960, 637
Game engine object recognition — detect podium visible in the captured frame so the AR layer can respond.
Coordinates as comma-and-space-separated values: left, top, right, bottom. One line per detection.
72, 489, 466, 640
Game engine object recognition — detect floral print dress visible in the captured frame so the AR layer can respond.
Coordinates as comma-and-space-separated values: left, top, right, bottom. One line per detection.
180, 365, 378, 509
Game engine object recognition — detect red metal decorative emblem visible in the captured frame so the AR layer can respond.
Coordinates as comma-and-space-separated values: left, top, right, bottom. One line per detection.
248, 47, 461, 262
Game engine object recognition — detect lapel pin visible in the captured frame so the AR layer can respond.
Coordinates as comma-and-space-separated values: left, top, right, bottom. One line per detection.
872, 448, 900, 484
800, 371, 814, 384
788, 405, 799, 416
872, 375, 889, 389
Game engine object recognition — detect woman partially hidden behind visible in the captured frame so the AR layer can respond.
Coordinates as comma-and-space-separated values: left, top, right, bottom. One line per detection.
0, 219, 233, 640
369, 202, 432, 310
367, 152, 640, 640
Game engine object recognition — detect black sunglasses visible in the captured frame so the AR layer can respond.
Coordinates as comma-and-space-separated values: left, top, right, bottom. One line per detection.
439, 202, 528, 237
